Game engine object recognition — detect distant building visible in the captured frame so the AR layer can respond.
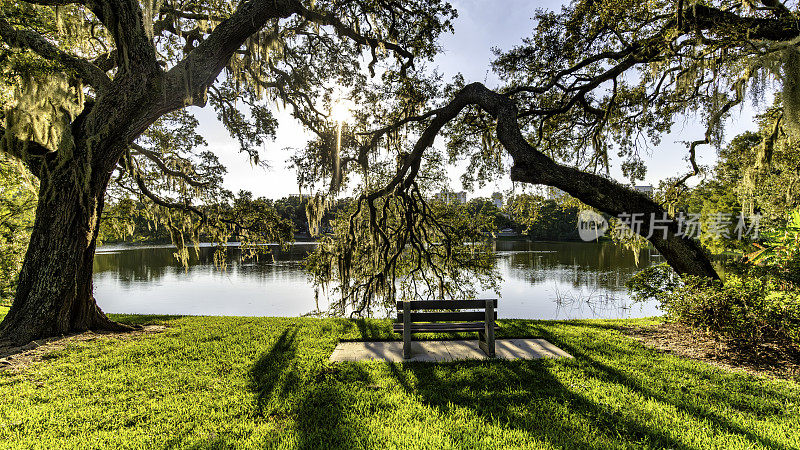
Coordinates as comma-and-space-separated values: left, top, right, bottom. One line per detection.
491, 192, 503, 209
633, 185, 654, 197
289, 193, 312, 200
435, 190, 467, 204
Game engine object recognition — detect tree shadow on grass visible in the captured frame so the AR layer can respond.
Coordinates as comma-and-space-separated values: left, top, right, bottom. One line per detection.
388, 360, 689, 448
386, 332, 793, 449
558, 343, 791, 449
249, 326, 371, 449
250, 328, 301, 419
534, 324, 798, 416
352, 318, 388, 341
545, 323, 794, 448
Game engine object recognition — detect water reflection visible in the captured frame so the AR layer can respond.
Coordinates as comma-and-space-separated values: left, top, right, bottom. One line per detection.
94, 242, 315, 283
93, 240, 662, 320
498, 241, 658, 290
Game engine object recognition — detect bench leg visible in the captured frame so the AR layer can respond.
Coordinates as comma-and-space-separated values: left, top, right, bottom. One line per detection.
402, 300, 412, 359
479, 300, 496, 358
479, 333, 495, 357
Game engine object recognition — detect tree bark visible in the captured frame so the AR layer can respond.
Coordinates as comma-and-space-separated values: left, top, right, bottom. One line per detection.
0, 152, 132, 346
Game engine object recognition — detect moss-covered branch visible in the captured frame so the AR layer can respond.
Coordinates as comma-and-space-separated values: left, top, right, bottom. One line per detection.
0, 18, 110, 90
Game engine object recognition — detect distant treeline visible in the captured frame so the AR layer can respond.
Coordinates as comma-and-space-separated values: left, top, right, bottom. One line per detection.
98, 192, 583, 244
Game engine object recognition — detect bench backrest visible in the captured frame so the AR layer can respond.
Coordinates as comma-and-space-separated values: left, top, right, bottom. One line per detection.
396, 299, 497, 323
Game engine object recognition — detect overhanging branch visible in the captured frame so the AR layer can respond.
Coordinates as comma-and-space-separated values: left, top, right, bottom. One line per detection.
120, 151, 206, 221
374, 82, 720, 279
0, 18, 111, 90
129, 142, 210, 188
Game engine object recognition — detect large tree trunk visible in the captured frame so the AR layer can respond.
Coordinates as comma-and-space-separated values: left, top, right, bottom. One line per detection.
0, 153, 131, 345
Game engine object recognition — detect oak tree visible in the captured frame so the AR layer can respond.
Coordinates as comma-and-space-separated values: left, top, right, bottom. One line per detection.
0, 0, 455, 344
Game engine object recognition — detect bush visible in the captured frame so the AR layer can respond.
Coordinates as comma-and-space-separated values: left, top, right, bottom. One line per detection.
628, 207, 800, 349
764, 289, 800, 346
627, 263, 800, 348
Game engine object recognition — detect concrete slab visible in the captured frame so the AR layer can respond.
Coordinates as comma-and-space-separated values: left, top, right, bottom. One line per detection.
441, 340, 489, 361
495, 338, 573, 360
329, 341, 454, 362
329, 339, 572, 362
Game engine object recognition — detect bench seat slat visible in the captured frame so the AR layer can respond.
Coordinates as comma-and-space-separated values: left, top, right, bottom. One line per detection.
396, 311, 497, 322
393, 322, 499, 332
396, 299, 497, 310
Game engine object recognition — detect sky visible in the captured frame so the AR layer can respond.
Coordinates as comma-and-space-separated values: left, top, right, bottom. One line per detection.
191, 0, 762, 200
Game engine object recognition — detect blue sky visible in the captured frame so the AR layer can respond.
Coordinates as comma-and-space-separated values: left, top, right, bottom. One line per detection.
192, 0, 761, 200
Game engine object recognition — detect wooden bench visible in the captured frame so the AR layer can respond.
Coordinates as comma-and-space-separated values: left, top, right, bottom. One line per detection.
393, 299, 498, 359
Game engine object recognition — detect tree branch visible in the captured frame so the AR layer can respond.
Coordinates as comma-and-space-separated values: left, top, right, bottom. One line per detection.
0, 17, 110, 90
679, 3, 799, 40
120, 150, 206, 220
758, 0, 795, 20
163, 0, 417, 109
383, 82, 719, 279
292, 3, 414, 76
129, 142, 210, 187
163, 0, 297, 108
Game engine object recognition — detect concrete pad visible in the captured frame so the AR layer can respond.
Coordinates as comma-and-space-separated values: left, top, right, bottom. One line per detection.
329, 341, 453, 362
495, 338, 573, 360
528, 339, 574, 358
409, 341, 453, 362
329, 339, 572, 362
441, 340, 489, 361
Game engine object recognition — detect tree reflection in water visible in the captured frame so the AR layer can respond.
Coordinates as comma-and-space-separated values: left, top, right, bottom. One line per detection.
92, 241, 663, 319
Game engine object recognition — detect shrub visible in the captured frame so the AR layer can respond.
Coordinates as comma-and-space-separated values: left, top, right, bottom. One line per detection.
748, 207, 800, 283
764, 290, 800, 346
627, 263, 800, 348
628, 208, 800, 349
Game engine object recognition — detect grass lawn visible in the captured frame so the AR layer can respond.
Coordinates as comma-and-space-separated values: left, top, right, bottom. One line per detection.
0, 307, 798, 449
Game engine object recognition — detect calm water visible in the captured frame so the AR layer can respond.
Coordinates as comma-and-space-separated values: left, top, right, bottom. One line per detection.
93, 240, 663, 320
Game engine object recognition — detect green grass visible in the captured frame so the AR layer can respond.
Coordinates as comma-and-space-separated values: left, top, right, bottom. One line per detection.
0, 312, 798, 449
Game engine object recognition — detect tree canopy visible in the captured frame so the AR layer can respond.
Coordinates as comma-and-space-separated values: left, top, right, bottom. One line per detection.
0, 0, 457, 248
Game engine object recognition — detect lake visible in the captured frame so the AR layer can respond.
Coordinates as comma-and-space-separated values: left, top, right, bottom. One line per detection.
93, 240, 663, 320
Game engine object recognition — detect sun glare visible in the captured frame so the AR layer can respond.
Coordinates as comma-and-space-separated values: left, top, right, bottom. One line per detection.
330, 98, 356, 124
